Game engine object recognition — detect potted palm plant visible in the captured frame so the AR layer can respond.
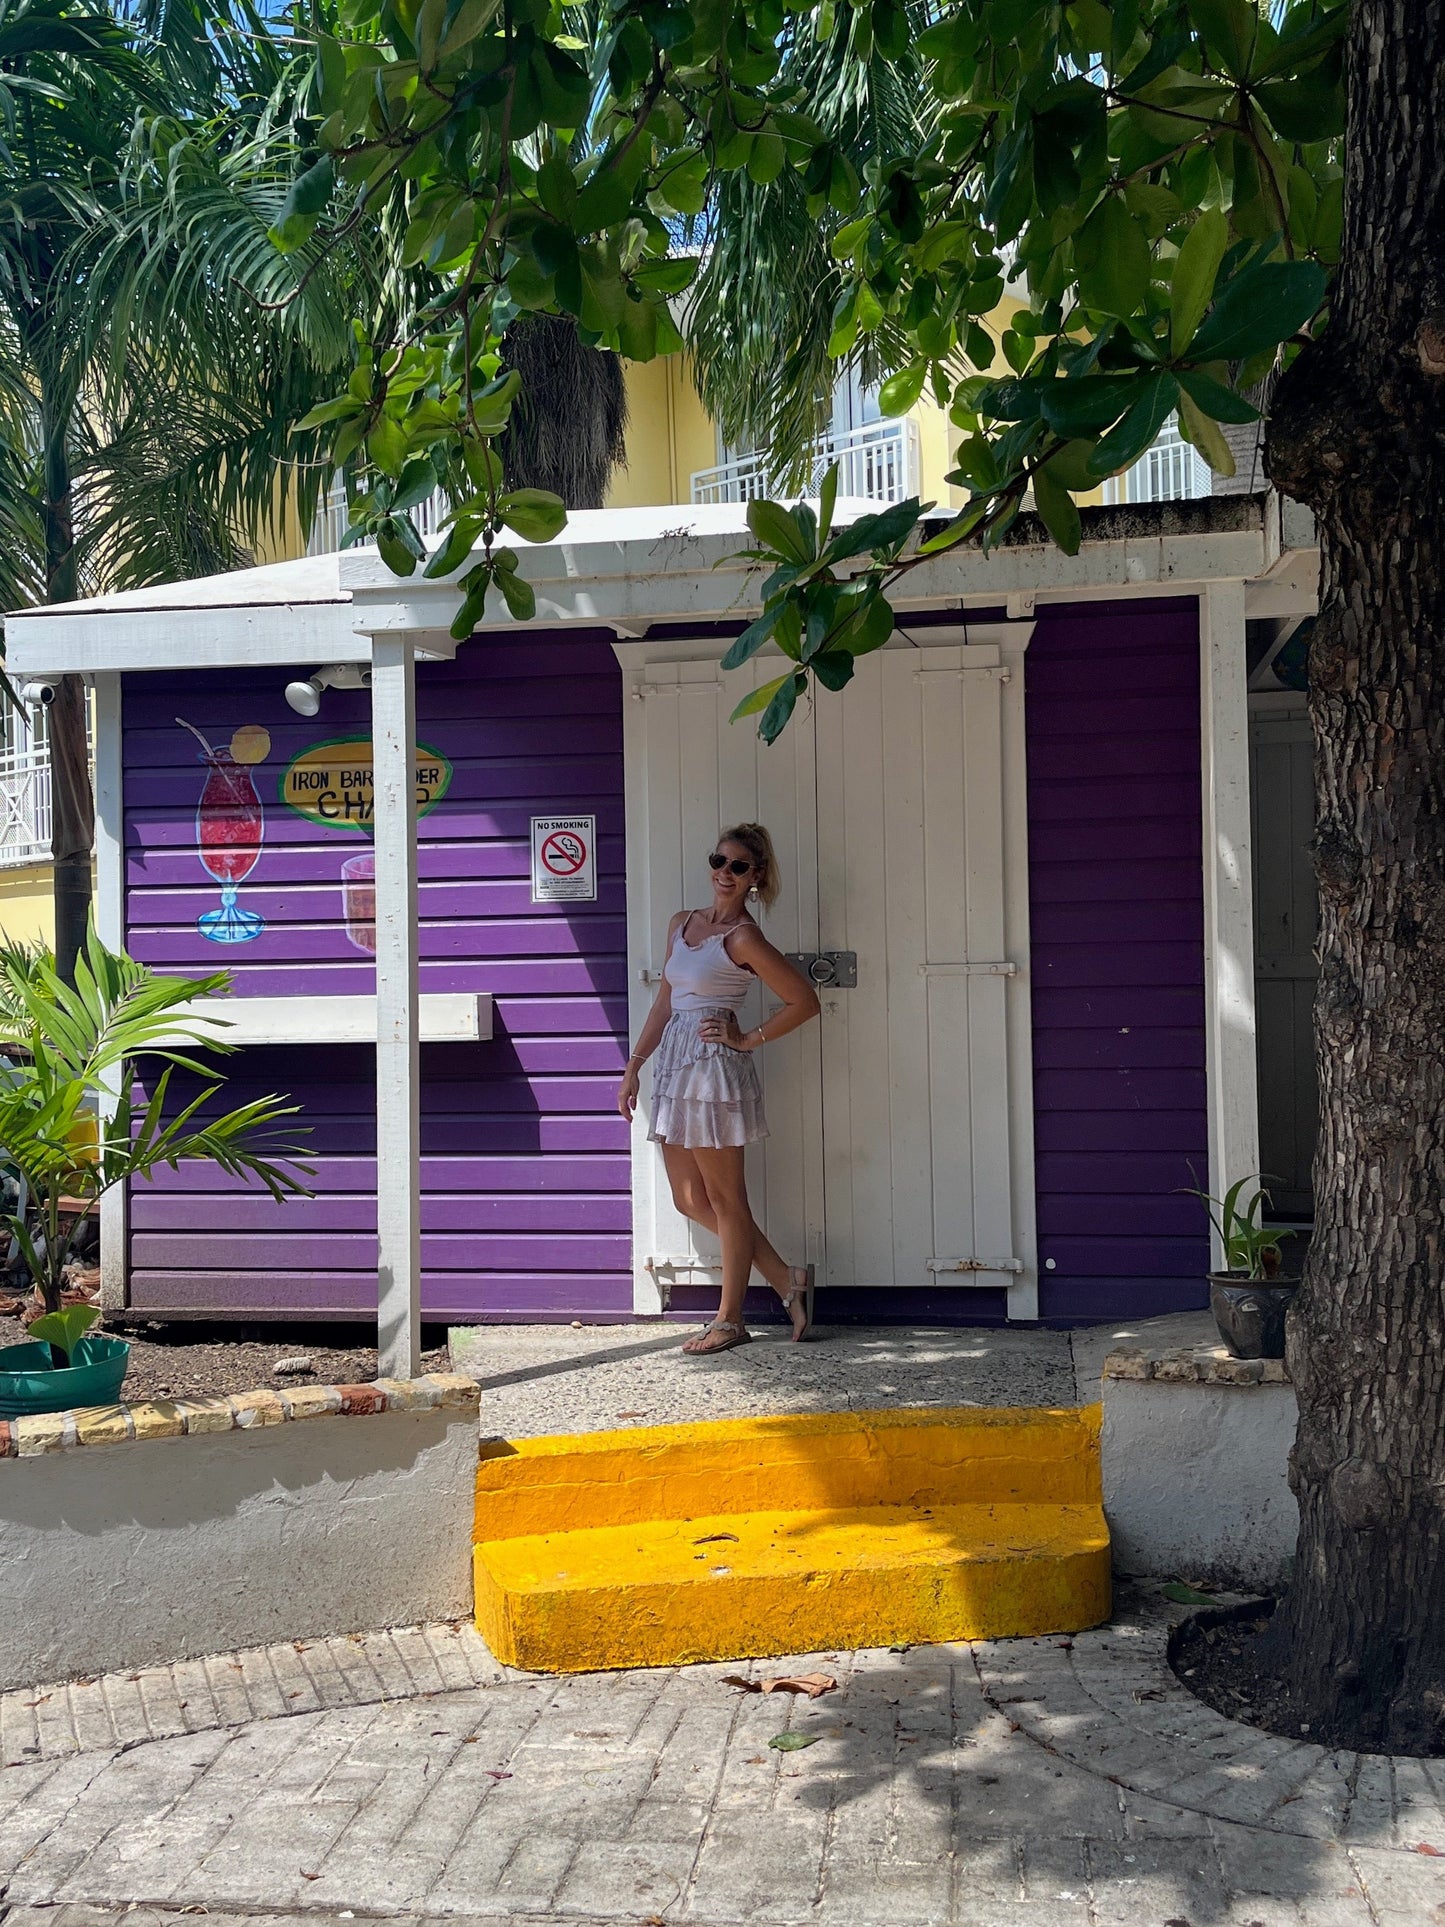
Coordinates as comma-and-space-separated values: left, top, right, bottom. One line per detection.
0, 929, 311, 1417
1191, 1176, 1297, 1361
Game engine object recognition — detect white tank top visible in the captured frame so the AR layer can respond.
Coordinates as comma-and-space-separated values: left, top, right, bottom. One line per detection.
664, 916, 755, 1013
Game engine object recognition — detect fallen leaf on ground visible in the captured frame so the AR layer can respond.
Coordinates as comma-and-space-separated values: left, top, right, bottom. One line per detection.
1162, 1582, 1215, 1605
1412, 1843, 1445, 1856
694, 1533, 740, 1545
485, 1769, 512, 1780
769, 1731, 821, 1751
617, 1410, 647, 1418
723, 1673, 837, 1699
301, 1871, 320, 1880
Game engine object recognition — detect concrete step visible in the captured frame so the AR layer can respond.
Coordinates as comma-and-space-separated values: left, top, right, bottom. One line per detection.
474, 1499, 1111, 1671
473, 1406, 1109, 1671
474, 1403, 1103, 1541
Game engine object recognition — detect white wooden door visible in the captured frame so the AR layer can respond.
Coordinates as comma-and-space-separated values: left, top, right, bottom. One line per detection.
627, 658, 824, 1307
621, 633, 1036, 1319
814, 644, 1023, 1298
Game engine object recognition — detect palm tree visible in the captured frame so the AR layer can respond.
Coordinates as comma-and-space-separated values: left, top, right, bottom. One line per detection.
684, 5, 933, 479
499, 314, 628, 509
0, 0, 356, 981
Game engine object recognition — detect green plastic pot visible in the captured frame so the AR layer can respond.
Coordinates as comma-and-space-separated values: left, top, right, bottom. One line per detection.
0, 1334, 130, 1418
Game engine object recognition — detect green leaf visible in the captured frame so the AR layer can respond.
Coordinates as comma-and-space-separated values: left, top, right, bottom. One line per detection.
1170, 206, 1229, 358
878, 363, 927, 416
730, 670, 792, 722
1039, 375, 1144, 438
810, 649, 856, 692
758, 672, 804, 744
1087, 373, 1180, 476
1177, 390, 1235, 476
818, 464, 839, 545
424, 517, 484, 579
498, 489, 567, 544
269, 154, 335, 253
1176, 368, 1261, 424
297, 395, 364, 430
497, 567, 537, 620
1256, 69, 1346, 144
367, 415, 409, 478
1074, 196, 1151, 318
28, 1302, 99, 1361
1189, 260, 1327, 364
1187, 0, 1260, 79
721, 607, 783, 670
1162, 1580, 1215, 1606
768, 1730, 821, 1751
747, 498, 813, 565
823, 497, 924, 566
1032, 464, 1081, 556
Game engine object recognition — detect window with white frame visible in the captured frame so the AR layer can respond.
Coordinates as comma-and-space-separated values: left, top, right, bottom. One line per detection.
1101, 412, 1213, 505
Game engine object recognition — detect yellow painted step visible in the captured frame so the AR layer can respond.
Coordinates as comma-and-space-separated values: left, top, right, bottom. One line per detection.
476, 1404, 1102, 1543
475, 1499, 1111, 1672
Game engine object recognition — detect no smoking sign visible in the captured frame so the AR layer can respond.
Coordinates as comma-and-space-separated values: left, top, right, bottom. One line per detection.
531, 814, 597, 903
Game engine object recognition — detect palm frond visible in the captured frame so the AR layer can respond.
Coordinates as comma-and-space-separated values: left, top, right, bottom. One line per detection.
685, 3, 936, 479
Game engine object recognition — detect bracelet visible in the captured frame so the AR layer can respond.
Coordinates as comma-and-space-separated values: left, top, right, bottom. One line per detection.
751, 1027, 766, 1048
627, 1053, 646, 1067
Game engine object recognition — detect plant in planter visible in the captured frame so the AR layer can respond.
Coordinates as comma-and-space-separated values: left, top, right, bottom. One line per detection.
0, 928, 311, 1417
1190, 1176, 1297, 1362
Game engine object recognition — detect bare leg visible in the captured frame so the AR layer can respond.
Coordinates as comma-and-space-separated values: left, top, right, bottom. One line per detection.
662, 1141, 794, 1295
683, 1146, 755, 1354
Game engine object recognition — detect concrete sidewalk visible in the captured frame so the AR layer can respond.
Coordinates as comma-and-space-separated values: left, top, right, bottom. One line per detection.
448, 1313, 1216, 1438
2, 1582, 1440, 1925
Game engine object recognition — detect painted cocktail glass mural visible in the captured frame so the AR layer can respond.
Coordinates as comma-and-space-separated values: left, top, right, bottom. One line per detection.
179, 719, 271, 943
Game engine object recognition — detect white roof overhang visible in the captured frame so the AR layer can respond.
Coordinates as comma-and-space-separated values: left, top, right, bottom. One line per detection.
4, 492, 1316, 678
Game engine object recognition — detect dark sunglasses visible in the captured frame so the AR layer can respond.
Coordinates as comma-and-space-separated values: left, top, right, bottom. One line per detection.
709, 853, 754, 876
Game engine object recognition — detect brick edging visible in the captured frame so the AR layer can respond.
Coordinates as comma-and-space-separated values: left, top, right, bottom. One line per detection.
1103, 1345, 1291, 1386
0, 1371, 480, 1459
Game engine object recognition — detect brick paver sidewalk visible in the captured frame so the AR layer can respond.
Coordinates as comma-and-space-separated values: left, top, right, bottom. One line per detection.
1, 1587, 1440, 1926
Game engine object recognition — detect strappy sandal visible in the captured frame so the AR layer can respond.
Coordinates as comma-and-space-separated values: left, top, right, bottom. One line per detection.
682, 1319, 752, 1356
776, 1265, 816, 1343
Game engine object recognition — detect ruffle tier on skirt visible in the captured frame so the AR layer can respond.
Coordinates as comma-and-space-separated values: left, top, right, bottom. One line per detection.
648, 1007, 768, 1149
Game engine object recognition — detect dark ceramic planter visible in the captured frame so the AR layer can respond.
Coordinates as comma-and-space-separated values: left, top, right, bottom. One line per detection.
1209, 1274, 1298, 1361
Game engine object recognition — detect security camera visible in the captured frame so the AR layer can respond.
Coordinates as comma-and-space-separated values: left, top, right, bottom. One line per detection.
19, 680, 57, 709
283, 663, 370, 716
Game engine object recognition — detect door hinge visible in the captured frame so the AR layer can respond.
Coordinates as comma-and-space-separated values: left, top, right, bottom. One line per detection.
917, 961, 1018, 977
928, 1256, 1024, 1275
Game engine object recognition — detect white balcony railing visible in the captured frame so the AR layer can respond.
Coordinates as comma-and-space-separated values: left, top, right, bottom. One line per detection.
0, 745, 53, 868
690, 418, 922, 507
307, 481, 454, 557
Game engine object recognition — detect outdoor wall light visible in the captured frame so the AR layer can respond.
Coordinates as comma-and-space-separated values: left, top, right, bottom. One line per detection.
283, 663, 371, 716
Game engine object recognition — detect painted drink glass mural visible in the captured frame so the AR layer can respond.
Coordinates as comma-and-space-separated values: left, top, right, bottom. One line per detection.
179, 719, 271, 943
280, 737, 453, 954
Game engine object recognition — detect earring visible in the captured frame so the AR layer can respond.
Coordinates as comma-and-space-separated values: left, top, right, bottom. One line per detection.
748, 885, 760, 902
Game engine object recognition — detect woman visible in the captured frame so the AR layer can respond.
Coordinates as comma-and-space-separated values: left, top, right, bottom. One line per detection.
617, 823, 821, 1355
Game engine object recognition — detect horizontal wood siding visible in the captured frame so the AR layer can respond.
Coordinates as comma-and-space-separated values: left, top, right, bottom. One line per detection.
1027, 597, 1210, 1320
122, 636, 631, 1321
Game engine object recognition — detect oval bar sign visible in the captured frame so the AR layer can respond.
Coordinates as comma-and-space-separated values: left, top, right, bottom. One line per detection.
280, 735, 453, 832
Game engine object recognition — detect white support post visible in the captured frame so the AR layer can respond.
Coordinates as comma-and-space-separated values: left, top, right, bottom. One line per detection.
370, 636, 422, 1378
1200, 582, 1260, 1265
93, 673, 129, 1314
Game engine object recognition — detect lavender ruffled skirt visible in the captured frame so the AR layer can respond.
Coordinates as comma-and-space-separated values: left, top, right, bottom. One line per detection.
648, 1008, 768, 1149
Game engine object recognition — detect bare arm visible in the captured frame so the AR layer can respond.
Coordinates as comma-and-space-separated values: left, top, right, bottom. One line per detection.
616, 912, 682, 1119
713, 924, 820, 1050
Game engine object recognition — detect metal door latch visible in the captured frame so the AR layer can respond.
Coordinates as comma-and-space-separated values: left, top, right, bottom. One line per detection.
786, 950, 858, 988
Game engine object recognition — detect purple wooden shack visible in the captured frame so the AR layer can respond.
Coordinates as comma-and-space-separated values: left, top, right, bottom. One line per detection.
6, 499, 1318, 1349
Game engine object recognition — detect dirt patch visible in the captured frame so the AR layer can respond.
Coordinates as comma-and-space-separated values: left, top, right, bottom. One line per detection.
0, 1309, 452, 1400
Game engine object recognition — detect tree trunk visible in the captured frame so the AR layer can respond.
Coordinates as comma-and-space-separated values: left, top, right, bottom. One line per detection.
40, 384, 93, 987
1264, 0, 1445, 1755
